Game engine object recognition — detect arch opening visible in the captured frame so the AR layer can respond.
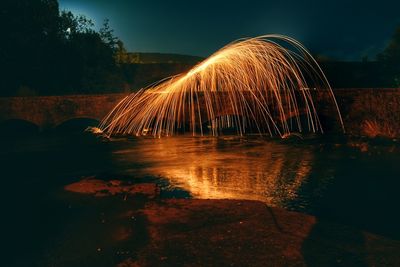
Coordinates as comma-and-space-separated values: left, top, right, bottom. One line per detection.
55, 118, 100, 132
0, 119, 40, 137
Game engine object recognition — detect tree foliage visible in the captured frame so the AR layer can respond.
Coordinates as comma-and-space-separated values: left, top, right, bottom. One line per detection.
377, 26, 400, 87
60, 11, 95, 35
378, 27, 400, 63
0, 0, 123, 96
100, 19, 119, 52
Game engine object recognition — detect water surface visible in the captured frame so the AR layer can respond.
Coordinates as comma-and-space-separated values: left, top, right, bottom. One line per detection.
2, 132, 400, 266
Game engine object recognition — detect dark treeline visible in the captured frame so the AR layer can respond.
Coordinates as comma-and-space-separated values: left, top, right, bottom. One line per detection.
0, 0, 201, 97
319, 61, 398, 88
0, 0, 399, 97
0, 0, 124, 96
314, 26, 400, 88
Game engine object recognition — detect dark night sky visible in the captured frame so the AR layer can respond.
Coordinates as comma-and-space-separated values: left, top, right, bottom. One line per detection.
59, 0, 400, 61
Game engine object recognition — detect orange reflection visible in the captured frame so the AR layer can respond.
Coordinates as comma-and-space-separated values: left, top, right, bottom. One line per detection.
114, 136, 314, 207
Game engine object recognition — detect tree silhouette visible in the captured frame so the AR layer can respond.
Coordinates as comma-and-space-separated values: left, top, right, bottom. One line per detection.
377, 26, 400, 87
100, 19, 119, 52
378, 27, 400, 63
0, 0, 123, 96
60, 11, 95, 36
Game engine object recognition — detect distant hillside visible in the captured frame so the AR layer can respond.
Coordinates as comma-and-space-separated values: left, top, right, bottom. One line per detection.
117, 52, 204, 64
119, 60, 394, 93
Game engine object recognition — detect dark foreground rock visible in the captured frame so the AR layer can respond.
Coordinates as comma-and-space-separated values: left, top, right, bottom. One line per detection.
62, 180, 400, 267
64, 177, 159, 198
116, 199, 399, 267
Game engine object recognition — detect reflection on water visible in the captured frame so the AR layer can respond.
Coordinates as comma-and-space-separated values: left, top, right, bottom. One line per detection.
3, 132, 400, 267
112, 136, 316, 208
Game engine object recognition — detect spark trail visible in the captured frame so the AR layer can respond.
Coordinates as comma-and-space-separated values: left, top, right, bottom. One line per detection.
100, 35, 344, 137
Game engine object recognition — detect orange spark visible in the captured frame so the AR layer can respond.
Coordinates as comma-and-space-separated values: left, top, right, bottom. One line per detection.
100, 35, 344, 137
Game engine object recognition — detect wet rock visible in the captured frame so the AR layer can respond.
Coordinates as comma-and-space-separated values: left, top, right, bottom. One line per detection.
117, 258, 140, 267
64, 177, 159, 198
347, 137, 400, 154
115, 199, 400, 267
348, 141, 369, 152
128, 183, 159, 197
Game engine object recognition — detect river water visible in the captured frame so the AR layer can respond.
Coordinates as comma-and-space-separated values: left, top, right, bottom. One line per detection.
2, 129, 400, 265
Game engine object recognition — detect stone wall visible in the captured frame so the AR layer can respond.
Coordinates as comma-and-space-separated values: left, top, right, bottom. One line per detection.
0, 93, 127, 130
0, 89, 399, 137
317, 88, 400, 138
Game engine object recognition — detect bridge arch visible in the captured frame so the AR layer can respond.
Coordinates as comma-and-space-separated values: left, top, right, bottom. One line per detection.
201, 113, 269, 135
54, 117, 101, 131
0, 93, 128, 130
0, 119, 40, 135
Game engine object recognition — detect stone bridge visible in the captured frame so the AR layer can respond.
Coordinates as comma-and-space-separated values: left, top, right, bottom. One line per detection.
0, 93, 128, 130
0, 89, 399, 136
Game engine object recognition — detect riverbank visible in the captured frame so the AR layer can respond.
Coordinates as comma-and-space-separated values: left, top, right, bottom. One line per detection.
4, 133, 400, 266
129, 199, 400, 267
63, 179, 400, 267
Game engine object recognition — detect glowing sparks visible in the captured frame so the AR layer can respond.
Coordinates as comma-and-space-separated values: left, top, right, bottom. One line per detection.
100, 35, 344, 137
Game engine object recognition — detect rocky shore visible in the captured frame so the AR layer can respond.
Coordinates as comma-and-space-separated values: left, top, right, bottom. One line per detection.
63, 178, 400, 267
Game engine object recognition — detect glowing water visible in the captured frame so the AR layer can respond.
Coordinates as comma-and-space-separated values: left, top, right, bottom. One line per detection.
100, 35, 344, 137
114, 136, 315, 207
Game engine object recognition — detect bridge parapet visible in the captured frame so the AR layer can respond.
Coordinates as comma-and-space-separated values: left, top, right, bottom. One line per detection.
0, 93, 127, 130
